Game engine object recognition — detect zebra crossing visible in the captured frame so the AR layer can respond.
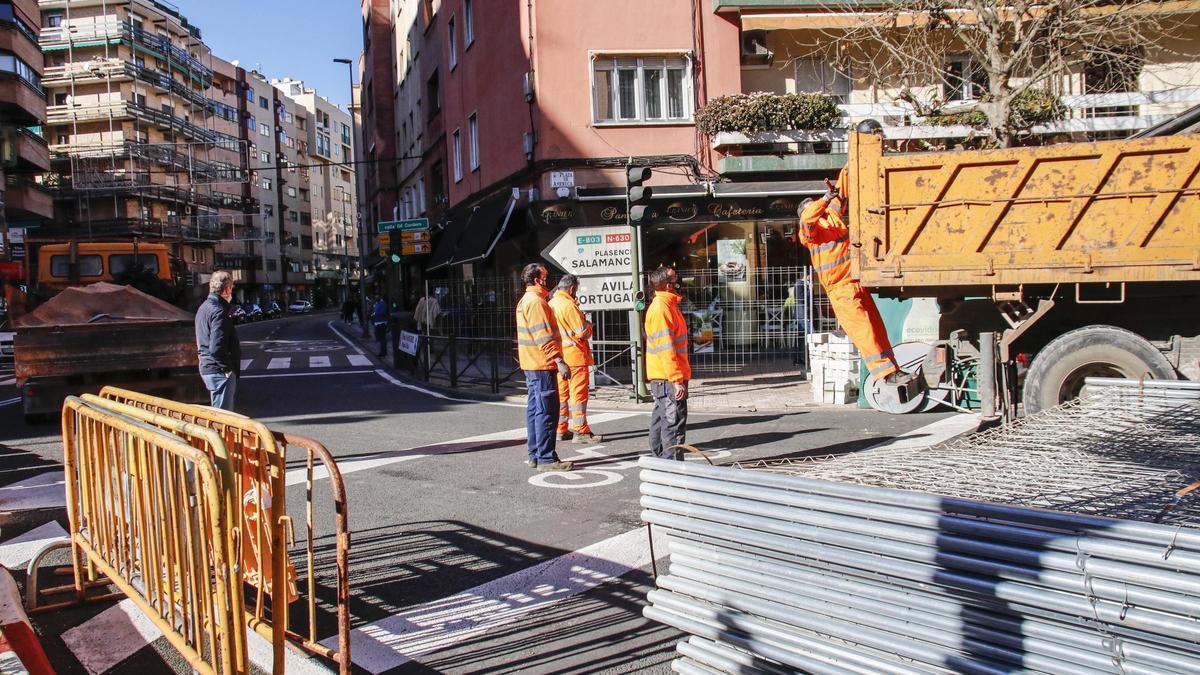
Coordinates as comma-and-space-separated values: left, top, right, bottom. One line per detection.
240, 353, 376, 372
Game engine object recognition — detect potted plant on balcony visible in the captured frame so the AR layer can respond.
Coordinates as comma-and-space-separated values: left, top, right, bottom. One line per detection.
695, 92, 842, 149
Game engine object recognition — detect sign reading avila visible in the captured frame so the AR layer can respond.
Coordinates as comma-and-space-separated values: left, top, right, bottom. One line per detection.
542, 225, 632, 276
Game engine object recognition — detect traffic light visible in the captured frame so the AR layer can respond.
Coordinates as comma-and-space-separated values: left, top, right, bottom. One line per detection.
627, 166, 653, 224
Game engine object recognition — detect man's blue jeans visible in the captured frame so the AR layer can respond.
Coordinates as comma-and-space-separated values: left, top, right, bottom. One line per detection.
525, 370, 559, 465
201, 372, 238, 411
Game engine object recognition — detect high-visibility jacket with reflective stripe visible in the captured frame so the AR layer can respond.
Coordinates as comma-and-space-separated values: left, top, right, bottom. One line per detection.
799, 195, 852, 288
516, 285, 562, 370
644, 290, 691, 383
549, 290, 594, 367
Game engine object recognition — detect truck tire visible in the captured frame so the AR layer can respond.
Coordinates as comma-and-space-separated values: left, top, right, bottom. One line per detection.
1023, 325, 1176, 415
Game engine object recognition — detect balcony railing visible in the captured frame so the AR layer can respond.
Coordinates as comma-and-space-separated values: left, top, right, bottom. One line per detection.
40, 20, 212, 83
710, 87, 1200, 173
33, 217, 226, 243
47, 101, 217, 144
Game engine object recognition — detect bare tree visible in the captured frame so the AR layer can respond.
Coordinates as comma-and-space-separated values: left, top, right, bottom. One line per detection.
817, 0, 1192, 147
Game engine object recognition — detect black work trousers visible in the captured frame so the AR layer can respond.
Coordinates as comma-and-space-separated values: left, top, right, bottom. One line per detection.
649, 379, 687, 461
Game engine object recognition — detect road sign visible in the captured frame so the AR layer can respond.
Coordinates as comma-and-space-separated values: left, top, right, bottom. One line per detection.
377, 234, 390, 252
379, 218, 429, 233
575, 275, 635, 312
400, 230, 430, 242
550, 170, 575, 189
399, 330, 420, 356
541, 225, 632, 276
402, 242, 431, 256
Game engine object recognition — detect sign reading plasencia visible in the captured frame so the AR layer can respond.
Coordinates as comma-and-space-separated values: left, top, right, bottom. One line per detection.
575, 275, 635, 311
542, 226, 632, 276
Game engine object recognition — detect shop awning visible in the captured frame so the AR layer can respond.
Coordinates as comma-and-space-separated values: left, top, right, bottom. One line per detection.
427, 193, 516, 271
425, 215, 469, 271
712, 181, 826, 198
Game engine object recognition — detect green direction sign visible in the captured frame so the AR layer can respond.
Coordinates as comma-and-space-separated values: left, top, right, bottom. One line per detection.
378, 218, 430, 233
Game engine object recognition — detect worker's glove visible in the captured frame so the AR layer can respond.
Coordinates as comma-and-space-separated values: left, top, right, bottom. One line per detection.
556, 360, 571, 380
824, 185, 839, 201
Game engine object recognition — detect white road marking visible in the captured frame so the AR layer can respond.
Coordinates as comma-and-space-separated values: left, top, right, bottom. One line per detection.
0, 473, 65, 512
284, 411, 640, 486
0, 521, 68, 569
267, 357, 291, 370
240, 359, 254, 371
327, 321, 366, 356
62, 599, 164, 675
247, 625, 334, 674
373, 368, 528, 409
347, 355, 373, 367
243, 370, 374, 380
0, 377, 15, 386
0, 397, 19, 408
309, 356, 332, 368
329, 526, 667, 673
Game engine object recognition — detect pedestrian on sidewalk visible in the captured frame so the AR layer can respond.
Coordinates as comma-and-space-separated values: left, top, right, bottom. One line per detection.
195, 270, 241, 411
645, 267, 690, 461
372, 296, 389, 357
516, 263, 573, 472
342, 298, 355, 324
549, 274, 603, 444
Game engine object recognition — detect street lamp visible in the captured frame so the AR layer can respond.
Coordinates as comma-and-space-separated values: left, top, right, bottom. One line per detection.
334, 57, 369, 337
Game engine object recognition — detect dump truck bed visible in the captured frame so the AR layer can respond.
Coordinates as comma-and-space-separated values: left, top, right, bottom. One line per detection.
847, 131, 1200, 291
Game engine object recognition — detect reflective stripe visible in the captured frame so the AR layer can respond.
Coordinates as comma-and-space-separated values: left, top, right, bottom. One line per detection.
647, 328, 672, 340
534, 335, 557, 346
569, 404, 586, 412
862, 349, 894, 363
648, 343, 676, 355
563, 339, 576, 347
869, 361, 897, 375
524, 322, 551, 334
814, 253, 852, 274
811, 235, 848, 254
674, 346, 688, 354
517, 338, 539, 347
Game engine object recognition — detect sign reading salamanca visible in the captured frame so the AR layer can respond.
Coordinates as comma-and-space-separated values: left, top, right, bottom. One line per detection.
541, 225, 632, 276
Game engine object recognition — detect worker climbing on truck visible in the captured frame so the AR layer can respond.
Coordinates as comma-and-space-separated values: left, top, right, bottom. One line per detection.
798, 159, 915, 396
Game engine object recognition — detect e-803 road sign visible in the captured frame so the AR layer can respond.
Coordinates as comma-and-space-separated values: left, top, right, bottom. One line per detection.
541, 225, 632, 276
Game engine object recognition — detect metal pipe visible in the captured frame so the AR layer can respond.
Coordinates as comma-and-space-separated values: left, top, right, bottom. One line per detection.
670, 541, 1198, 675
676, 637, 796, 675
979, 331, 996, 420
641, 491, 1200, 619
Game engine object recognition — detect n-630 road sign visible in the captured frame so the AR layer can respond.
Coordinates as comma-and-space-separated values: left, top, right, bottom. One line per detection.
541, 225, 632, 276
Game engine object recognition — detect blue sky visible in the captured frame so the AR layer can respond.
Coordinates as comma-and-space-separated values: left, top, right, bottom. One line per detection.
181, 0, 362, 109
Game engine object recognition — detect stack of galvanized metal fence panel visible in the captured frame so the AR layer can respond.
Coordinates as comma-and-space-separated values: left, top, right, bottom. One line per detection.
640, 379, 1200, 675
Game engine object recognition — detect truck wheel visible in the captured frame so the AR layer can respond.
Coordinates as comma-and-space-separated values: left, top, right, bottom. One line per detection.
1023, 325, 1176, 415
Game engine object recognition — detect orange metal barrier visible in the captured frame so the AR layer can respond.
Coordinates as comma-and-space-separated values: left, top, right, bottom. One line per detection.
96, 386, 351, 674
58, 397, 245, 675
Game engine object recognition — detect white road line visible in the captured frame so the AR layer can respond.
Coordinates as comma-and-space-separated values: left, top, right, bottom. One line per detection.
240, 359, 254, 371
327, 321, 365, 356
0, 377, 15, 386
347, 355, 373, 368
243, 370, 374, 380
62, 599, 164, 675
309, 355, 332, 368
328, 526, 667, 673
0, 521, 69, 569
0, 397, 20, 408
0, 473, 65, 512
284, 411, 639, 486
267, 357, 291, 370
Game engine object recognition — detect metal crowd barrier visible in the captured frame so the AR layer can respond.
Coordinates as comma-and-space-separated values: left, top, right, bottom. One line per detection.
92, 386, 352, 674
56, 396, 245, 675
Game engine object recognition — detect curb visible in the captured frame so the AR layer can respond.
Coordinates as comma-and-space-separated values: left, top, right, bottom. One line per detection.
0, 567, 53, 675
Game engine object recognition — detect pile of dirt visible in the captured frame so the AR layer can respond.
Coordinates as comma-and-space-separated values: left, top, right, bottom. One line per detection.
14, 282, 192, 328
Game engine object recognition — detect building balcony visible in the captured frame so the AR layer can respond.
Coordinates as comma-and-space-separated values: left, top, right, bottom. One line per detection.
40, 19, 212, 85
44, 59, 211, 112
33, 216, 226, 243
8, 126, 50, 173
46, 101, 216, 144
0, 15, 43, 70
711, 87, 1200, 175
3, 175, 52, 219
0, 71, 44, 126
215, 252, 261, 269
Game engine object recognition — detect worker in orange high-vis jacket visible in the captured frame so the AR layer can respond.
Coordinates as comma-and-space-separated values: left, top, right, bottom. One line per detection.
798, 169, 911, 386
644, 266, 691, 461
516, 263, 573, 472
549, 274, 604, 444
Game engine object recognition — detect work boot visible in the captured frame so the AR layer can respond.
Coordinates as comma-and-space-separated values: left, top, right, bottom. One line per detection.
558, 430, 574, 441
571, 432, 604, 443
524, 459, 536, 469
536, 461, 574, 472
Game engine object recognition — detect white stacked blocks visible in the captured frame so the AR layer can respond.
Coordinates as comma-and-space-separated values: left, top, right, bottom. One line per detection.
806, 332, 861, 405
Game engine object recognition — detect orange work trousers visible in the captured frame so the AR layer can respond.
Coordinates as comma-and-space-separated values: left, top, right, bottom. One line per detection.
825, 280, 900, 380
557, 366, 592, 434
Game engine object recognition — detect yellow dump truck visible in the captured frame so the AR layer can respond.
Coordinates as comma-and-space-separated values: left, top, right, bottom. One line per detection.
847, 121, 1200, 415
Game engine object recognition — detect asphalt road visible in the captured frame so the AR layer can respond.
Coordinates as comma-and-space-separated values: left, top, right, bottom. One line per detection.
0, 312, 957, 674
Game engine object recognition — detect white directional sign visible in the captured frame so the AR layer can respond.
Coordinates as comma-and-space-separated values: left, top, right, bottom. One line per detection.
575, 275, 635, 312
542, 226, 632, 276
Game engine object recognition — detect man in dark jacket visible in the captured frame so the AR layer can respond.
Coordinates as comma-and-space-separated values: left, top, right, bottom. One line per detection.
195, 270, 242, 410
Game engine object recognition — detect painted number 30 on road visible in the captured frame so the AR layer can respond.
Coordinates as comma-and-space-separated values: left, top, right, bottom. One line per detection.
528, 445, 731, 489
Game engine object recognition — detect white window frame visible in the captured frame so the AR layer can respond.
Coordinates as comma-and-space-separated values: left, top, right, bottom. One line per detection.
590, 52, 694, 125
943, 56, 985, 102
467, 112, 479, 171
448, 14, 458, 70
464, 0, 474, 47
793, 58, 852, 104
259, 122, 270, 136
417, 176, 426, 214
452, 128, 463, 182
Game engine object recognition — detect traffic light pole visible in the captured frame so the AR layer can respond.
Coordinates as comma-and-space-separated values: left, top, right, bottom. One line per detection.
627, 161, 649, 401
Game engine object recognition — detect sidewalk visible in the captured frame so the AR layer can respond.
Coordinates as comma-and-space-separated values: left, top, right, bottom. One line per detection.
345, 321, 821, 413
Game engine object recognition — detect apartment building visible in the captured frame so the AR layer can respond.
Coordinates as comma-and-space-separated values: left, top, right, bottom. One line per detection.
359, 0, 397, 257
279, 77, 358, 305
210, 54, 257, 293
37, 0, 240, 283
0, 0, 52, 271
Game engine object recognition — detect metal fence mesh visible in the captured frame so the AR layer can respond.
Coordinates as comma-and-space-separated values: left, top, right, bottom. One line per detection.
737, 382, 1200, 527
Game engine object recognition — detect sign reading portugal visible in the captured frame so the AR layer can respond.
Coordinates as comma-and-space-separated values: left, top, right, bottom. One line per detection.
542, 226, 633, 276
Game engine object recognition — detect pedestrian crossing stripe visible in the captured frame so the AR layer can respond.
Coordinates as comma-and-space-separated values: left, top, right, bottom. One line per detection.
238, 354, 375, 372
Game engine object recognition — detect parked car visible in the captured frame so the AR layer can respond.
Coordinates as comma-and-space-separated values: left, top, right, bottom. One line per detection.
263, 302, 281, 319
0, 330, 14, 361
288, 300, 313, 314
